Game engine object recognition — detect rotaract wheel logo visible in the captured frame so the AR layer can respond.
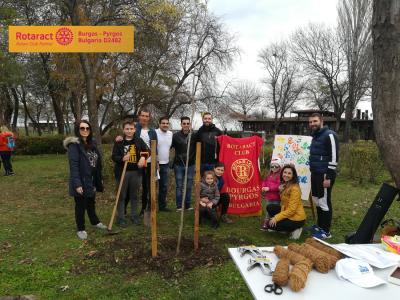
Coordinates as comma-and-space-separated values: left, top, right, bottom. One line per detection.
231, 158, 254, 184
55, 27, 73, 46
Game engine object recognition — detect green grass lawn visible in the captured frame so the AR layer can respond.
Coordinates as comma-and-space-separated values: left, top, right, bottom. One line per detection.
0, 154, 399, 299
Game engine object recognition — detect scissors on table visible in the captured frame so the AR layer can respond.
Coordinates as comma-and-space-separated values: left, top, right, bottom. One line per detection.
264, 283, 283, 295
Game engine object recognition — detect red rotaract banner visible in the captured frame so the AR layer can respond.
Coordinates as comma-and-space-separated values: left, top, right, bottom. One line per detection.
217, 135, 264, 215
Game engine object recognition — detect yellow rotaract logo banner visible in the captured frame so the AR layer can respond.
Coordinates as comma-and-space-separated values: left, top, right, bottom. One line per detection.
8, 26, 134, 53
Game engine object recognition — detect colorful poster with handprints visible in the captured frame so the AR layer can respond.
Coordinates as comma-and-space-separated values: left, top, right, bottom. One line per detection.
272, 135, 312, 200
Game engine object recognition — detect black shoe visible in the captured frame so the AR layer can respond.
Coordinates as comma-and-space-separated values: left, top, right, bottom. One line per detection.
159, 207, 172, 212
8, 171, 15, 176
131, 217, 141, 225
139, 210, 144, 217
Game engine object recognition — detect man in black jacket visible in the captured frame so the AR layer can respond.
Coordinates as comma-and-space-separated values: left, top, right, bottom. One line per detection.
307, 113, 339, 239
195, 112, 222, 174
171, 116, 196, 210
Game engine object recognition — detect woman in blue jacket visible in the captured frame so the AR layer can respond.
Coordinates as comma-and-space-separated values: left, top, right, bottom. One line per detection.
63, 120, 107, 240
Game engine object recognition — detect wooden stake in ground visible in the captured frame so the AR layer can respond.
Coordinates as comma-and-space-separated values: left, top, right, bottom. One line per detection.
108, 161, 128, 231
150, 140, 157, 257
194, 142, 201, 250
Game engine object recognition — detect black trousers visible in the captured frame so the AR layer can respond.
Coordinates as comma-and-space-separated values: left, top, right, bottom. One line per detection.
311, 172, 336, 233
0, 151, 13, 174
199, 207, 219, 226
141, 163, 152, 212
74, 195, 100, 231
267, 205, 305, 232
219, 193, 230, 215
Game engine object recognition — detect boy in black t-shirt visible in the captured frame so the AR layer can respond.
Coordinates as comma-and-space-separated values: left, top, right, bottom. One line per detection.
112, 120, 150, 226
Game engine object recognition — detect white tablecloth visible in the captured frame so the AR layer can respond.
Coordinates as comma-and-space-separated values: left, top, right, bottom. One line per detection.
228, 246, 399, 300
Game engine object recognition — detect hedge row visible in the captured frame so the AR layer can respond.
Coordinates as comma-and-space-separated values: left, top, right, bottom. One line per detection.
339, 141, 387, 184
14, 135, 115, 155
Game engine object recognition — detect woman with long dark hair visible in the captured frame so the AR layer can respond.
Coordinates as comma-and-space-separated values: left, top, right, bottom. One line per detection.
63, 120, 107, 240
265, 164, 306, 239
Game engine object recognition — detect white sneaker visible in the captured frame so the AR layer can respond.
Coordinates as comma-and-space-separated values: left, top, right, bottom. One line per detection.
94, 222, 107, 230
290, 228, 303, 240
77, 230, 88, 240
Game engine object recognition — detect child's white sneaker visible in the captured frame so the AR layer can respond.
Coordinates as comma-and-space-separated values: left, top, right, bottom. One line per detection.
77, 230, 88, 240
290, 228, 302, 240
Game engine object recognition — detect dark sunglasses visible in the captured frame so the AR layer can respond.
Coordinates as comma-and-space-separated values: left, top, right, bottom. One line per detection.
182, 122, 190, 125
80, 126, 90, 131
270, 165, 280, 169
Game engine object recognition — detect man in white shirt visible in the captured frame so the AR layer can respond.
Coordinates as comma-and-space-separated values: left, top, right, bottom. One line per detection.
155, 117, 173, 211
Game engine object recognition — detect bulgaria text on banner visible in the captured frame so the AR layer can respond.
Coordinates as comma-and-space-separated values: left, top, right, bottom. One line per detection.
217, 135, 264, 215
8, 26, 134, 53
272, 135, 312, 200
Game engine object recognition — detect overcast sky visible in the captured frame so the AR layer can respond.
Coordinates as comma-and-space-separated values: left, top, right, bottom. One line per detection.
207, 0, 371, 114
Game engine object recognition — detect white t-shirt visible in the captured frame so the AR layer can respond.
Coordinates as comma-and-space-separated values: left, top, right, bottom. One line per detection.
156, 128, 173, 164
140, 128, 151, 163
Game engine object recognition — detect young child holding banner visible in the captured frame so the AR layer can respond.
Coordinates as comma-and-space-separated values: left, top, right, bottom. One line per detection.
260, 157, 282, 231
265, 164, 306, 239
112, 119, 149, 227
199, 171, 220, 228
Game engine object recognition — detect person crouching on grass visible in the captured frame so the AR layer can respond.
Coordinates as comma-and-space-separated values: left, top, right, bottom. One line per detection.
112, 119, 150, 227
199, 171, 220, 228
213, 162, 233, 224
260, 157, 282, 231
64, 120, 107, 240
265, 164, 306, 240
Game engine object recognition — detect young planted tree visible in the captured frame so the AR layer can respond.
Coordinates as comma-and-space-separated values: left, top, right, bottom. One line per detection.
372, 0, 400, 187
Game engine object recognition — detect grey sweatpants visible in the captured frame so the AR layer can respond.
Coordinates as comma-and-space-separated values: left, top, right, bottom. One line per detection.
117, 170, 142, 221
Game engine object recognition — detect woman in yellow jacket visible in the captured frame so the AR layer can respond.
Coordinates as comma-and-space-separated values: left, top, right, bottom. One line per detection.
266, 164, 306, 239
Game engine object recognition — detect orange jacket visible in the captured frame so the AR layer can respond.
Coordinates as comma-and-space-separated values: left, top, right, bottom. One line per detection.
0, 132, 15, 151
274, 183, 306, 222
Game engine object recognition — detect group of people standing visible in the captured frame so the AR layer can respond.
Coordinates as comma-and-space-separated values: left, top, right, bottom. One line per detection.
64, 110, 232, 239
64, 110, 338, 241
260, 113, 339, 240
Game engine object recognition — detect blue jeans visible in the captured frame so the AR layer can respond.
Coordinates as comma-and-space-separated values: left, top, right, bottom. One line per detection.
174, 164, 195, 209
158, 164, 169, 209
200, 163, 215, 175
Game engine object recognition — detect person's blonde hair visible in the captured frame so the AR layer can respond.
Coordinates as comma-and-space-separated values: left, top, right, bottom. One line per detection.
0, 125, 10, 133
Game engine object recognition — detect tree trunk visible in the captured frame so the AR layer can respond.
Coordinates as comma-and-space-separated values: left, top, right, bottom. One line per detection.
84, 70, 102, 145
343, 101, 355, 142
11, 87, 19, 132
372, 0, 400, 187
1, 86, 13, 128
39, 54, 65, 135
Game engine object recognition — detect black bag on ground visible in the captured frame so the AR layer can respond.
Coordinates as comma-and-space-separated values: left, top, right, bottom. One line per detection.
345, 183, 399, 244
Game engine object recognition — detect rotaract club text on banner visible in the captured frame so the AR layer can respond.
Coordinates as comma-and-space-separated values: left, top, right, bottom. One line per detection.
217, 135, 264, 216
8, 26, 134, 53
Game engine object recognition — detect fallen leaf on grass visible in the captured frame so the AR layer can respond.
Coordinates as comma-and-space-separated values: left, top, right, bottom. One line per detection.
87, 250, 98, 257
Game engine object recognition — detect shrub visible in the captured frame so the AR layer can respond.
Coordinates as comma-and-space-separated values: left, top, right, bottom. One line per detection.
15, 135, 66, 155
340, 141, 386, 184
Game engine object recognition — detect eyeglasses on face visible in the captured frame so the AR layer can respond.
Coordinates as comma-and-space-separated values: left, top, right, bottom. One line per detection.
80, 127, 90, 131
182, 122, 190, 125
270, 165, 280, 169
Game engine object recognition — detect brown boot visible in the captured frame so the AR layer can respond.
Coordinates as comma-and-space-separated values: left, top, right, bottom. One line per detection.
221, 214, 234, 224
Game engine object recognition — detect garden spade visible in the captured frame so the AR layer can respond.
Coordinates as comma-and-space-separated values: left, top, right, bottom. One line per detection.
107, 160, 128, 233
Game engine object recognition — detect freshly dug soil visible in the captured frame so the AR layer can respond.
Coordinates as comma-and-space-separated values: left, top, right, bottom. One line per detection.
71, 235, 250, 278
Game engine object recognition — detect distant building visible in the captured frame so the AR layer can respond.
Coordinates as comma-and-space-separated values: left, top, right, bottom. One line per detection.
239, 109, 374, 140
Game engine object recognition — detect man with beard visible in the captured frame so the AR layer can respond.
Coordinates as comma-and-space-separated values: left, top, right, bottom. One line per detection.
171, 116, 197, 211
307, 113, 339, 239
195, 112, 222, 174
